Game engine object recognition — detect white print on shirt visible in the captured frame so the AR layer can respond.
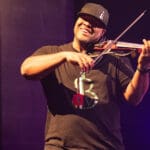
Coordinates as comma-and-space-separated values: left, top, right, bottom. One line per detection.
72, 72, 98, 109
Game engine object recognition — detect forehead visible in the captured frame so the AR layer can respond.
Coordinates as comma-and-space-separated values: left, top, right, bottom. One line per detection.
78, 14, 105, 28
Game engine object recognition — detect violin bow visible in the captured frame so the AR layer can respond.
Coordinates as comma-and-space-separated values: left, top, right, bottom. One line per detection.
93, 9, 147, 66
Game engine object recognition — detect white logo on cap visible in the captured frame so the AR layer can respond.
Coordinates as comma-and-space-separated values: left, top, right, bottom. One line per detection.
99, 11, 105, 20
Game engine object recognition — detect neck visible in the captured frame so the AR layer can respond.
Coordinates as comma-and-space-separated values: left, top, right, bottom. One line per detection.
72, 39, 94, 53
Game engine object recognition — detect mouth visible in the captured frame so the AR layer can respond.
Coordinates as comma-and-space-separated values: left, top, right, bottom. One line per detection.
80, 27, 92, 35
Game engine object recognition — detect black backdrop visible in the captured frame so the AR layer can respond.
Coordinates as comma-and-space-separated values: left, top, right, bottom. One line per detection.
1, 0, 150, 150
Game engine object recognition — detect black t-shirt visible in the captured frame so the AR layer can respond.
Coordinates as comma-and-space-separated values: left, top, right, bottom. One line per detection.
32, 42, 134, 150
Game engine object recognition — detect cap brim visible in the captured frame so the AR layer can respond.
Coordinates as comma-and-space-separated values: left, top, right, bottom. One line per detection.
77, 13, 106, 29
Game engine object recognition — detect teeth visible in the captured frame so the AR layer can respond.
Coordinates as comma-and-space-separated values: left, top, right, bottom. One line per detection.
81, 28, 89, 33
83, 30, 88, 33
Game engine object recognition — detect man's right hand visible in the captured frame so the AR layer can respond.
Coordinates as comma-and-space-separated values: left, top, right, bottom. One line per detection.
64, 51, 94, 72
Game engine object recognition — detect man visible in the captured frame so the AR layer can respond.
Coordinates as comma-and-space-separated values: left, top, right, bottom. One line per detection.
20, 2, 150, 150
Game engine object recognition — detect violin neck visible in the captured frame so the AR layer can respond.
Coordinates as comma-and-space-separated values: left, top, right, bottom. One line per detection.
116, 41, 143, 49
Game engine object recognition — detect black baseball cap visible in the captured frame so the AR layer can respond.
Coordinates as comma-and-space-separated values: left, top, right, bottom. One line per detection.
78, 3, 109, 28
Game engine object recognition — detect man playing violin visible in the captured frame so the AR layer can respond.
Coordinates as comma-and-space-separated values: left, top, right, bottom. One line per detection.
20, 2, 150, 150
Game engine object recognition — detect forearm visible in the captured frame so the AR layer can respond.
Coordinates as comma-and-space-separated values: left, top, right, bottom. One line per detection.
124, 69, 149, 105
20, 52, 66, 76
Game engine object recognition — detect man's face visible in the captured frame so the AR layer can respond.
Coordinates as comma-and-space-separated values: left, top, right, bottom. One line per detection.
73, 15, 106, 44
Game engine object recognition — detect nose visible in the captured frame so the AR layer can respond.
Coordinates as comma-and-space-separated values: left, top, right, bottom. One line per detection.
82, 20, 92, 28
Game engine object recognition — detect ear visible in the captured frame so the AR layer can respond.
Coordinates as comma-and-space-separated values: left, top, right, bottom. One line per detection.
101, 29, 106, 37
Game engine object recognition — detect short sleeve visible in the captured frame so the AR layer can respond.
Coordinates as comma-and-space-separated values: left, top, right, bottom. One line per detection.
116, 56, 134, 91
31, 45, 61, 56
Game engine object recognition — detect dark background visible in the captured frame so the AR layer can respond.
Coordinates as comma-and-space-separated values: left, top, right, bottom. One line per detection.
1, 0, 150, 150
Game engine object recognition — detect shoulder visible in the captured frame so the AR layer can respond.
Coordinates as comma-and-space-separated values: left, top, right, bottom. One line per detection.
32, 42, 72, 56
59, 42, 74, 51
